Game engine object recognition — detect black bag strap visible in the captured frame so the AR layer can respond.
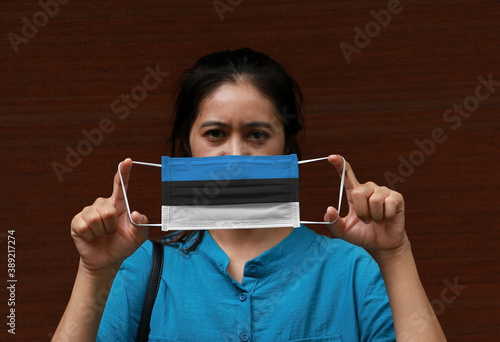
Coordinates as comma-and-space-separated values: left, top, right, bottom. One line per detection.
137, 240, 164, 342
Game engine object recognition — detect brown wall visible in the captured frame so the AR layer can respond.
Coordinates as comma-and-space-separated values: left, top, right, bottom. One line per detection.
1, 0, 499, 340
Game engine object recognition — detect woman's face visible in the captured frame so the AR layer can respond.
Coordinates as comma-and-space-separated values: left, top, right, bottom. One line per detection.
189, 81, 286, 157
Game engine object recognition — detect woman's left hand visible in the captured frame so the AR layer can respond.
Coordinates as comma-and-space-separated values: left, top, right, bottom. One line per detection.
324, 155, 407, 253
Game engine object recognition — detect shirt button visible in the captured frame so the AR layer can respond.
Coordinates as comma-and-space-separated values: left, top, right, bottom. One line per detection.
248, 264, 257, 273
240, 332, 250, 341
238, 292, 248, 302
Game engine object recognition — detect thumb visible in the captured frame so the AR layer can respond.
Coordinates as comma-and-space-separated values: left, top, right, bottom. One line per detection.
324, 206, 345, 238
129, 211, 149, 243
131, 211, 149, 225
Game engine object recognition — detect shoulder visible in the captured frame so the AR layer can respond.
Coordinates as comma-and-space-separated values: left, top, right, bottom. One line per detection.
306, 232, 390, 310
120, 239, 181, 274
307, 229, 373, 262
121, 240, 154, 272
118, 239, 185, 292
120, 239, 188, 281
111, 241, 156, 299
98, 240, 157, 340
304, 229, 382, 282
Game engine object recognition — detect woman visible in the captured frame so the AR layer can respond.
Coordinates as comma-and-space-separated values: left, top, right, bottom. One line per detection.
54, 48, 446, 341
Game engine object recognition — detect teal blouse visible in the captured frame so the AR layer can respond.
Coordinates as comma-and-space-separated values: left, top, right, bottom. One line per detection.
98, 225, 395, 341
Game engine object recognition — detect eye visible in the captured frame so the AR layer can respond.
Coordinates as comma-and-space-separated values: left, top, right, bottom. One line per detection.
205, 129, 225, 139
248, 131, 269, 141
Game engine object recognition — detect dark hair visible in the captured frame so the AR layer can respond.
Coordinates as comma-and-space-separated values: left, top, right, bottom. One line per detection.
163, 47, 304, 252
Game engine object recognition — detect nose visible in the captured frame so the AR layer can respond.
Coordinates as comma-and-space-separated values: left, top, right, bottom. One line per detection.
225, 136, 249, 156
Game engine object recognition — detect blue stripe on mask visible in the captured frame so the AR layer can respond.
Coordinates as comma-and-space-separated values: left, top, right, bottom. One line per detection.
161, 154, 299, 182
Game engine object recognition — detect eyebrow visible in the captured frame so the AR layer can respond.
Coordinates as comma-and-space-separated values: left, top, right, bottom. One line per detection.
199, 121, 229, 128
199, 121, 275, 130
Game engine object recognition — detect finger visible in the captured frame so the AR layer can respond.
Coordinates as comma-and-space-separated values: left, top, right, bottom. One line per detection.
384, 191, 404, 222
368, 186, 392, 223
96, 201, 118, 235
327, 154, 360, 201
81, 205, 106, 239
324, 206, 346, 238
71, 213, 96, 242
112, 158, 133, 204
351, 182, 377, 223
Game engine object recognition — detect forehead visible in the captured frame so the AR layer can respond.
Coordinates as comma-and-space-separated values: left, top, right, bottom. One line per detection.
195, 81, 280, 124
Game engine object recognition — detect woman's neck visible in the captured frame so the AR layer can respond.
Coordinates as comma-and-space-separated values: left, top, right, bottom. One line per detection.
209, 227, 293, 283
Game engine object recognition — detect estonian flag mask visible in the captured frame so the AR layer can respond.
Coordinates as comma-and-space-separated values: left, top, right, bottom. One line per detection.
118, 154, 345, 231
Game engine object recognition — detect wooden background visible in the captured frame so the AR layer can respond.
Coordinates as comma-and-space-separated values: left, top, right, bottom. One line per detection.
1, 0, 499, 340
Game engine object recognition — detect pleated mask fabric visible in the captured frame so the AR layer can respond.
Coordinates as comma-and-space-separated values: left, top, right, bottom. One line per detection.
162, 154, 299, 230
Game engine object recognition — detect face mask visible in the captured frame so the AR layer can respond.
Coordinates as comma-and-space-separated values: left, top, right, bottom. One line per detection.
118, 154, 345, 231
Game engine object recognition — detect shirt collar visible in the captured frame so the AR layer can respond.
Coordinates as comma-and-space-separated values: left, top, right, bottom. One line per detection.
196, 225, 317, 278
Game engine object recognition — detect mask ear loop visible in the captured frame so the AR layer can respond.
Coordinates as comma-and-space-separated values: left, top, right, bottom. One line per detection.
298, 156, 346, 226
118, 156, 346, 228
118, 160, 162, 227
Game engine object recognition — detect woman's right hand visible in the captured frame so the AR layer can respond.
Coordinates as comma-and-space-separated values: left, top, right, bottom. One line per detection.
70, 158, 149, 272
